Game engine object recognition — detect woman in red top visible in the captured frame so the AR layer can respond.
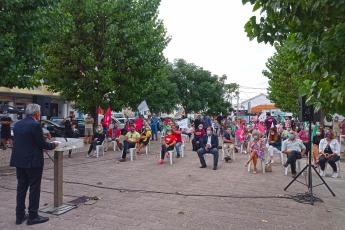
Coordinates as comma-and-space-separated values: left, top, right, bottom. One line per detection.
159, 127, 176, 164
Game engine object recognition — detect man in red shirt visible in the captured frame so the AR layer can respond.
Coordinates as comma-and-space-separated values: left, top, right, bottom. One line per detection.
192, 124, 206, 151
159, 127, 176, 164
172, 124, 182, 158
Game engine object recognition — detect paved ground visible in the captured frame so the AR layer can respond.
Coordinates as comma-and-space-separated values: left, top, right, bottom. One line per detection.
0, 140, 345, 230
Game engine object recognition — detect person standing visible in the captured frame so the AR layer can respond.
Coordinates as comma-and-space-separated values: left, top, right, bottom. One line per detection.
10, 104, 57, 225
1, 110, 12, 149
84, 114, 94, 144
150, 114, 159, 141
332, 116, 341, 139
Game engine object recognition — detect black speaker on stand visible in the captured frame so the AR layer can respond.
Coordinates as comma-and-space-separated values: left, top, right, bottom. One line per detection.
284, 96, 335, 204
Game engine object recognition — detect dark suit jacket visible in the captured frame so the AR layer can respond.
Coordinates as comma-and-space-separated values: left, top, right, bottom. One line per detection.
10, 117, 56, 168
200, 134, 219, 149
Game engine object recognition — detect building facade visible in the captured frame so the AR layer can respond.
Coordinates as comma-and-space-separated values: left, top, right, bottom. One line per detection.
0, 86, 74, 119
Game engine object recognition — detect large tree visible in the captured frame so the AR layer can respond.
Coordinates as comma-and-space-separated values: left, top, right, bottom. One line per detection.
243, 0, 345, 115
40, 0, 169, 114
168, 59, 234, 115
0, 0, 56, 88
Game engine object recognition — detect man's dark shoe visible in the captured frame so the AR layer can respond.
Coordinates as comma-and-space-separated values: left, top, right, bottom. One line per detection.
213, 166, 218, 170
119, 158, 126, 162
200, 165, 207, 168
27, 215, 49, 225
283, 162, 289, 168
291, 173, 297, 178
16, 214, 28, 225
176, 154, 181, 158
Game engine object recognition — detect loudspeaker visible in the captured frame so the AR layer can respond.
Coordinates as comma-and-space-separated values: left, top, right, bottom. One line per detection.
298, 96, 320, 122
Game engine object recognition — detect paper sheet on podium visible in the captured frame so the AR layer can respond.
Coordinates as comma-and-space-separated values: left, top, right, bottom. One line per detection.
52, 138, 85, 151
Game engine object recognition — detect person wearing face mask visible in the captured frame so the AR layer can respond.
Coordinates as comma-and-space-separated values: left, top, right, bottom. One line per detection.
245, 130, 264, 174
159, 127, 176, 164
192, 124, 206, 151
197, 127, 219, 170
10, 104, 58, 225
318, 130, 341, 178
120, 124, 140, 162
136, 125, 152, 154
282, 131, 306, 177
267, 128, 281, 164
87, 126, 106, 157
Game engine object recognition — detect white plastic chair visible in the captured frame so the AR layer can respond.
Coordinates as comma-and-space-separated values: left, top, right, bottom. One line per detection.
167, 150, 174, 165
222, 144, 235, 161
324, 161, 343, 178
247, 158, 265, 174
284, 158, 303, 176
145, 141, 150, 155
129, 148, 136, 161
95, 141, 105, 158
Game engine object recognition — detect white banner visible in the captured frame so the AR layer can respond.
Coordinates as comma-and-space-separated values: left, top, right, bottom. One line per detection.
177, 118, 189, 129
137, 100, 149, 113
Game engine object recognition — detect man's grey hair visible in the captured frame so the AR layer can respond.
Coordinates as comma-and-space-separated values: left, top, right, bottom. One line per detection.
25, 103, 41, 116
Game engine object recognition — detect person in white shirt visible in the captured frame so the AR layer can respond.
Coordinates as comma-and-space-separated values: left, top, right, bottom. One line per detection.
318, 129, 341, 178
282, 131, 306, 176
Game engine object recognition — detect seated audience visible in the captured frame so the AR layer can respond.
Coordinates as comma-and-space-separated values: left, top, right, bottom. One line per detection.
120, 124, 140, 162
159, 127, 176, 164
197, 127, 219, 170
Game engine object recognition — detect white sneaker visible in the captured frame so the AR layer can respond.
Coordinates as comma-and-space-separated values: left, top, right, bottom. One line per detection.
319, 170, 325, 177
331, 172, 338, 178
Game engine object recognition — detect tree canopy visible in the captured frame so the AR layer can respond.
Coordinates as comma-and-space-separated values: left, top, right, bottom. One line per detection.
243, 0, 345, 115
0, 0, 56, 88
40, 0, 169, 114
168, 59, 236, 115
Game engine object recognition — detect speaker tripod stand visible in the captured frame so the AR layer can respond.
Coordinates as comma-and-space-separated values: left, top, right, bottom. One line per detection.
283, 121, 335, 205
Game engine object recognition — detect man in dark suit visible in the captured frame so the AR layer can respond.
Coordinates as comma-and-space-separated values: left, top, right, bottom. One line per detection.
10, 104, 57, 225
197, 126, 219, 170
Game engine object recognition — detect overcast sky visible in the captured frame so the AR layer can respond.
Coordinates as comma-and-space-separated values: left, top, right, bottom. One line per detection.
159, 0, 276, 101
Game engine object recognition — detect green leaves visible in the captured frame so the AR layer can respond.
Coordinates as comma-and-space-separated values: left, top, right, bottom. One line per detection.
0, 0, 57, 88
243, 0, 345, 115
168, 59, 235, 115
40, 0, 169, 114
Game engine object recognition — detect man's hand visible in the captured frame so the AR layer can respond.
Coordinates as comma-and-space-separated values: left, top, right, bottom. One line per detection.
206, 144, 211, 149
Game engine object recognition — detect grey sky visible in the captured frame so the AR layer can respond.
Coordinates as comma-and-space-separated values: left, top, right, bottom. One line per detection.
159, 0, 275, 101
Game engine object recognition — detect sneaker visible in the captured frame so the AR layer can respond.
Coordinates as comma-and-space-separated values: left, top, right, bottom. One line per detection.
159, 159, 164, 164
331, 172, 338, 178
319, 170, 325, 177
119, 158, 126, 162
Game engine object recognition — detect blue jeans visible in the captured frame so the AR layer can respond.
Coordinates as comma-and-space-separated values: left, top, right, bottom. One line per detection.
175, 142, 182, 156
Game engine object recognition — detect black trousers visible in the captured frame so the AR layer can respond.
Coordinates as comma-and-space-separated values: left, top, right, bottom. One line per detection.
286, 151, 302, 174
319, 155, 340, 172
16, 167, 43, 219
121, 140, 136, 159
192, 137, 201, 151
161, 145, 175, 160
197, 147, 219, 168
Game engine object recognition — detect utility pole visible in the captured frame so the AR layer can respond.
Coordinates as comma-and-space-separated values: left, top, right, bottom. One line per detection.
236, 91, 239, 117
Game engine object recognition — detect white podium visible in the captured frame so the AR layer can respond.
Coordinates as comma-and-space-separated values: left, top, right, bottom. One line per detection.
41, 138, 84, 215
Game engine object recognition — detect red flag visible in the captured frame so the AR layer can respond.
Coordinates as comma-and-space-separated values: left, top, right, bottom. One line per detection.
103, 107, 112, 128
97, 106, 102, 115
235, 126, 245, 142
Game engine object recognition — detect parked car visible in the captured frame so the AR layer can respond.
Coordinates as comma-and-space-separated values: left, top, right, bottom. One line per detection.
49, 117, 85, 137
41, 120, 65, 137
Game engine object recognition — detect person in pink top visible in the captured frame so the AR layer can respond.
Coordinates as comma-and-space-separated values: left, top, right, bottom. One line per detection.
298, 127, 310, 156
